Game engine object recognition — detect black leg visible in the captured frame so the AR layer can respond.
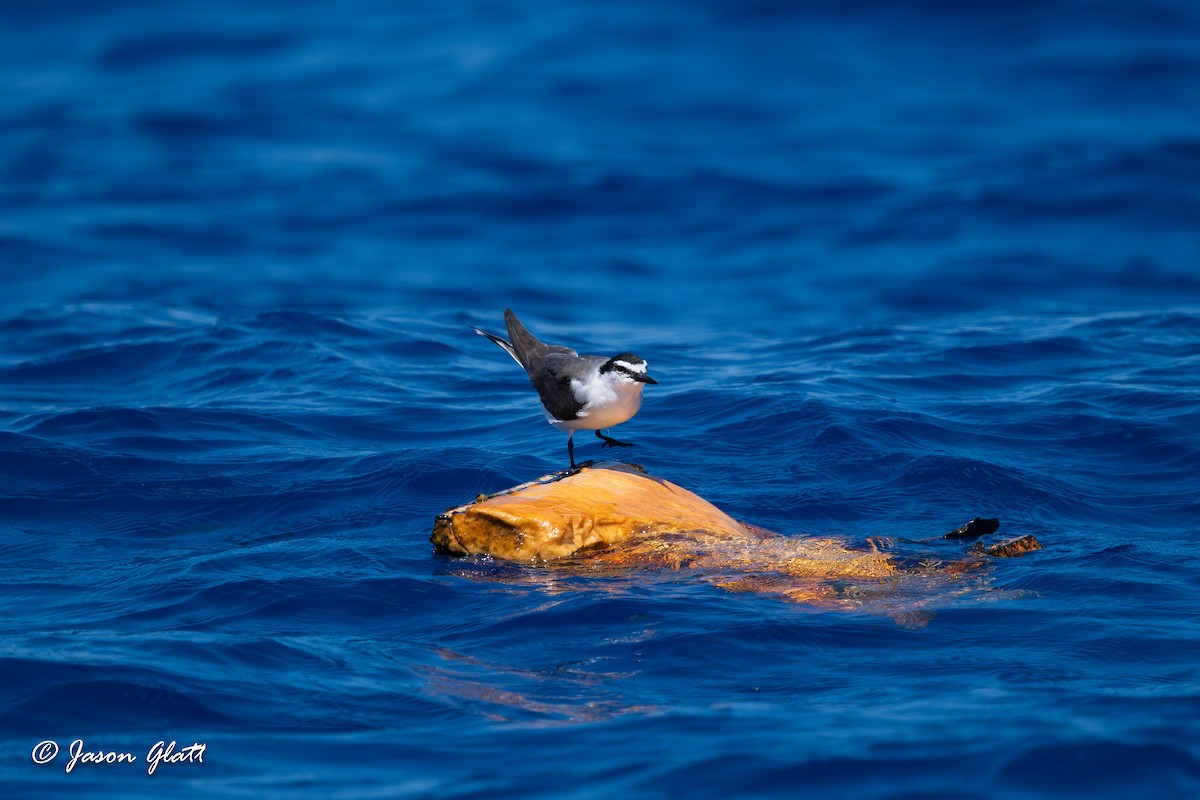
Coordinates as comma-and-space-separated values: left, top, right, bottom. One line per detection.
567, 432, 576, 469
596, 429, 633, 448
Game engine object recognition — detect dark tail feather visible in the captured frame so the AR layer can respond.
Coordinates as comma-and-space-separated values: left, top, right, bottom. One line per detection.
503, 309, 549, 367
472, 325, 523, 368
503, 309, 576, 371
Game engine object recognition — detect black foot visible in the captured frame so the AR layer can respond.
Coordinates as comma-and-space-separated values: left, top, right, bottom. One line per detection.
595, 430, 633, 448
564, 437, 596, 470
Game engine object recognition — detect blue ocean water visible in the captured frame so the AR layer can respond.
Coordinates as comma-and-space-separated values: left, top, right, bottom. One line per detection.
2, 0, 1199, 797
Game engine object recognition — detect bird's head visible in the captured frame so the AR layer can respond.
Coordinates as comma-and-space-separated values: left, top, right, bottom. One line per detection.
600, 354, 658, 386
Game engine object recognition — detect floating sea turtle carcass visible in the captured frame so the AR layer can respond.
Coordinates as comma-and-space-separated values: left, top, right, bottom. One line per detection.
431, 462, 1041, 626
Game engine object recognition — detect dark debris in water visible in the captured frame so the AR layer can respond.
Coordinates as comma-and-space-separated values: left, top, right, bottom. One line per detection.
971, 534, 1045, 559
945, 517, 1001, 540
945, 517, 1044, 558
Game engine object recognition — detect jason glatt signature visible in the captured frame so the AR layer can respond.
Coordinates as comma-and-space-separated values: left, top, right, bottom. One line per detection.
31, 738, 206, 775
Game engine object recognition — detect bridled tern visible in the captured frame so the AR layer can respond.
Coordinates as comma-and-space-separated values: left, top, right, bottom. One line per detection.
473, 309, 658, 469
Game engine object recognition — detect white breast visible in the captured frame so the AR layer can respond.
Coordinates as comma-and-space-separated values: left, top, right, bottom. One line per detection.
546, 371, 645, 432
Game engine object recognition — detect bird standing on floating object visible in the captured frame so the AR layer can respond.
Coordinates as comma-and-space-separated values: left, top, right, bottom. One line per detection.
473, 309, 658, 470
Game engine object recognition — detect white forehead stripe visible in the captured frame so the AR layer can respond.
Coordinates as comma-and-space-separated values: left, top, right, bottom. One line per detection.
614, 359, 647, 373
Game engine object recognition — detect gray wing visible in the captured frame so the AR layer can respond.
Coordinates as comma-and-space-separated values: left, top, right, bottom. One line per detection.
503, 309, 577, 376
482, 310, 589, 421
532, 352, 599, 421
